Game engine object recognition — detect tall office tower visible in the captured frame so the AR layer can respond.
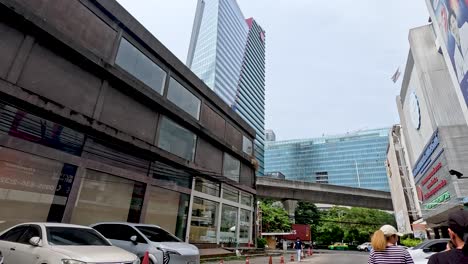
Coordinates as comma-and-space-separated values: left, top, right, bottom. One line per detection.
187, 0, 266, 176
265, 129, 276, 142
265, 128, 391, 192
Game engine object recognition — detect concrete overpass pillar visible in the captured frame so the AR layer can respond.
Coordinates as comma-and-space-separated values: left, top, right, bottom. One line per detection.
282, 200, 298, 224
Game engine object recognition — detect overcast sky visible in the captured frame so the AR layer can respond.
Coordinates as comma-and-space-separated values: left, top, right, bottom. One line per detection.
116, 0, 429, 140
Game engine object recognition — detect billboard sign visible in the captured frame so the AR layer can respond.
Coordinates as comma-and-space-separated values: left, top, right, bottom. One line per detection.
430, 0, 468, 105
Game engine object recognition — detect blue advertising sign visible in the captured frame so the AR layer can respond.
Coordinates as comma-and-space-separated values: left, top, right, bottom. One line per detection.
413, 131, 440, 177
430, 0, 468, 106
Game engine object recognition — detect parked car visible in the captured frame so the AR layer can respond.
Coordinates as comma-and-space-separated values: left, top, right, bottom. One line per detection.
357, 242, 372, 251
408, 239, 449, 264
0, 222, 140, 264
92, 222, 200, 264
328, 242, 348, 250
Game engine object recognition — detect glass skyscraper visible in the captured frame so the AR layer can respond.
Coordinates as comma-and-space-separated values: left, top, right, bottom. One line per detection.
264, 128, 390, 192
187, 0, 266, 176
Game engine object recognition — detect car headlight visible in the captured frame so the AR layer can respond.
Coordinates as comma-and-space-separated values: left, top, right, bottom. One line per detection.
62, 260, 86, 264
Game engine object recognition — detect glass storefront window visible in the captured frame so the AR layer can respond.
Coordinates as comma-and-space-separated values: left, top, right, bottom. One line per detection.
115, 38, 166, 95
190, 198, 218, 243
70, 170, 142, 225
223, 153, 240, 182
239, 209, 251, 243
194, 178, 219, 197
220, 205, 238, 244
223, 185, 239, 203
145, 186, 189, 240
241, 193, 253, 207
167, 77, 201, 120
0, 148, 65, 231
158, 117, 197, 161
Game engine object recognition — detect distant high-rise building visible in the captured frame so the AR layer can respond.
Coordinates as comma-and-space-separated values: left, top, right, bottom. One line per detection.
187, 0, 266, 176
265, 129, 276, 142
264, 128, 391, 192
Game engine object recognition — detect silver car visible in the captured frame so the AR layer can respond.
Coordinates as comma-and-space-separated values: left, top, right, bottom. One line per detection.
0, 222, 139, 264
92, 222, 200, 264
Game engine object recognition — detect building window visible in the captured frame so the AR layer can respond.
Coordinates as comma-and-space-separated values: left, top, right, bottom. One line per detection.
115, 38, 166, 95
167, 77, 201, 120
0, 104, 85, 156
145, 186, 190, 240
239, 209, 252, 243
223, 185, 239, 203
241, 193, 253, 207
315, 171, 329, 184
242, 136, 253, 156
190, 197, 218, 243
70, 170, 142, 225
158, 117, 197, 161
195, 178, 220, 197
223, 153, 240, 182
220, 205, 238, 244
151, 161, 192, 190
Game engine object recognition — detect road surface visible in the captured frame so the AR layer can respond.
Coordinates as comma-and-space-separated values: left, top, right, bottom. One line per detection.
204, 251, 369, 264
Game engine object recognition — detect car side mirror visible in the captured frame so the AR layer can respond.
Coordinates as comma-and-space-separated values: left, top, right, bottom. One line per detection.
130, 235, 138, 244
29, 237, 41, 247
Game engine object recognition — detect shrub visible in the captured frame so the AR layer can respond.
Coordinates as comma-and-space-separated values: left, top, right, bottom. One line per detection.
400, 238, 421, 247
257, 237, 267, 248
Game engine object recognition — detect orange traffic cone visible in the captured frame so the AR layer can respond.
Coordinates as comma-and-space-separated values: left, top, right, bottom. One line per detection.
142, 251, 150, 264
268, 256, 273, 264
245, 256, 250, 264
280, 256, 285, 264
290, 254, 294, 262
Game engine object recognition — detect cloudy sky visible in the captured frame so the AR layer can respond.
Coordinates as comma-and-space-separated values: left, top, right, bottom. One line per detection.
116, 0, 429, 140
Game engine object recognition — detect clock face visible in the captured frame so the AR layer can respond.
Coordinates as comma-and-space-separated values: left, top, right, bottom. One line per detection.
409, 91, 421, 130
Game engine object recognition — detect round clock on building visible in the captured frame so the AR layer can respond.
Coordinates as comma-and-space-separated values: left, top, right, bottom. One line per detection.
409, 91, 421, 130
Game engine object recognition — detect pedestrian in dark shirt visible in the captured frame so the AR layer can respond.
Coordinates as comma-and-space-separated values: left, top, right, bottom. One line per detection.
428, 210, 468, 264
294, 237, 303, 262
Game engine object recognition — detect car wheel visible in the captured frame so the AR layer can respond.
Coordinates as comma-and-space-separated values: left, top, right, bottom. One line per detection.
364, 248, 369, 252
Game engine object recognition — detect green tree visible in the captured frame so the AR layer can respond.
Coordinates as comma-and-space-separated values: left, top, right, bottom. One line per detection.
315, 206, 396, 245
295, 202, 320, 242
260, 201, 291, 232
295, 201, 320, 225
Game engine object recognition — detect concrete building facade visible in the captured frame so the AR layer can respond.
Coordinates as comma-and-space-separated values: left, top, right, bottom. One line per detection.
187, 0, 266, 177
397, 23, 468, 232
264, 128, 391, 192
0, 0, 257, 247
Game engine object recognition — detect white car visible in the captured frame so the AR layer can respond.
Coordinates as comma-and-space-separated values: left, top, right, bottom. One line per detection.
357, 242, 372, 251
408, 239, 449, 264
92, 222, 200, 264
0, 222, 140, 264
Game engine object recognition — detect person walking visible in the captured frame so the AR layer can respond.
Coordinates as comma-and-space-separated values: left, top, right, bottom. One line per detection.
294, 237, 303, 262
368, 225, 414, 264
428, 210, 468, 264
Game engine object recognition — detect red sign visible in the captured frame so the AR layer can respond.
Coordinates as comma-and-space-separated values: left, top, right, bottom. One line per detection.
421, 163, 442, 186
424, 179, 447, 200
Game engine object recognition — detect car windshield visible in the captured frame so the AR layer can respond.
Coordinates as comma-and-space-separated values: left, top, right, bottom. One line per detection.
135, 226, 181, 242
47, 227, 111, 246
411, 241, 430, 250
